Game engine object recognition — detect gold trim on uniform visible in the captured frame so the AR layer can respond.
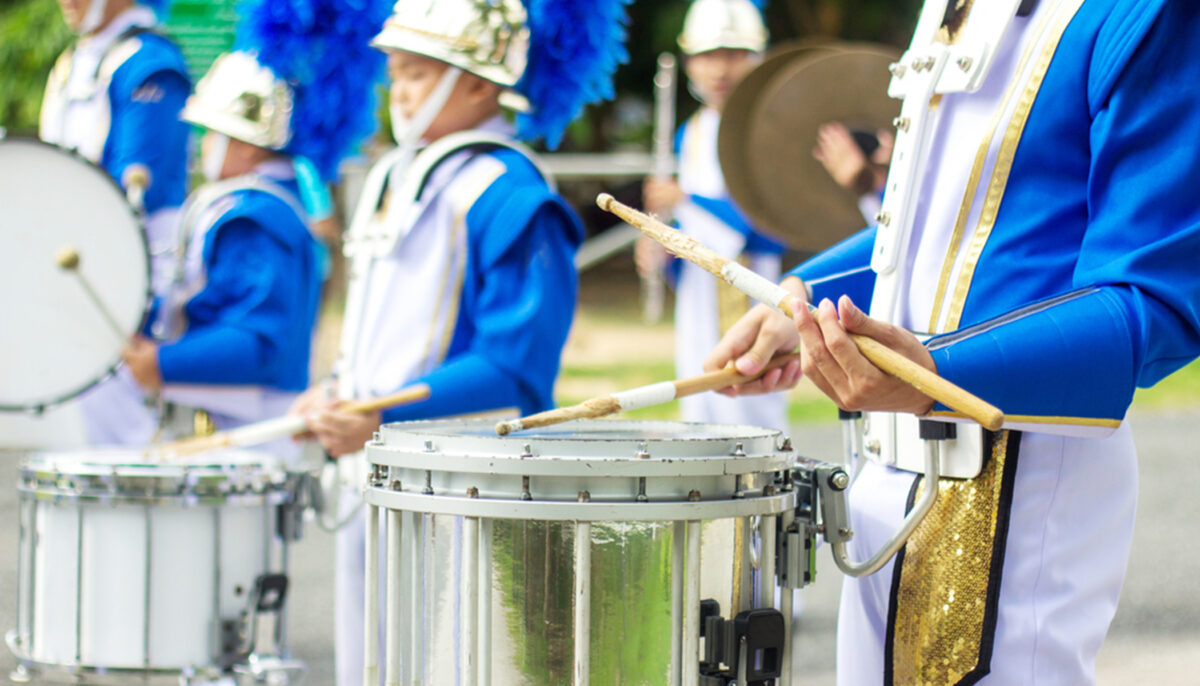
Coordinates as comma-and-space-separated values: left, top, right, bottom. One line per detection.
926, 4, 1060, 333
927, 410, 1123, 428
944, 0, 1085, 331
892, 430, 1012, 683
421, 162, 507, 371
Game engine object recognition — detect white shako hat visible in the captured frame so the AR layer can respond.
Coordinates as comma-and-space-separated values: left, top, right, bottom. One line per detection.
678, 0, 768, 56
371, 0, 532, 112
181, 51, 294, 150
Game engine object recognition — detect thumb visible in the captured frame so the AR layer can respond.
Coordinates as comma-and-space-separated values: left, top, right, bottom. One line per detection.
735, 330, 783, 376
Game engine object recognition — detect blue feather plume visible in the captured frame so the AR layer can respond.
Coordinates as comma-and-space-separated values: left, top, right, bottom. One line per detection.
235, 0, 392, 181
515, 0, 632, 150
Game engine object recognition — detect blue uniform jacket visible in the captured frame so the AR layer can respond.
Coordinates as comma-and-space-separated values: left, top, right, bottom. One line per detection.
157, 176, 322, 392
790, 0, 1200, 428
381, 148, 584, 423
104, 31, 191, 214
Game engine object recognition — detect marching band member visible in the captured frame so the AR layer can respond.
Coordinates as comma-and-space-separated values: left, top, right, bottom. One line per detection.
637, 0, 789, 430
118, 0, 388, 462
286, 0, 629, 681
44, 0, 192, 446
42, 0, 190, 268
707, 0, 1200, 683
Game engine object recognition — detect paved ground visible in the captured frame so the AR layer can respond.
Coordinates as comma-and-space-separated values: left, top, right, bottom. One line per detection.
2, 409, 1197, 684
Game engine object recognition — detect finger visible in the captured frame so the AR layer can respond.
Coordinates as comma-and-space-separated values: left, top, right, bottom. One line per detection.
735, 322, 791, 376
704, 308, 766, 372
837, 296, 905, 348
795, 299, 847, 393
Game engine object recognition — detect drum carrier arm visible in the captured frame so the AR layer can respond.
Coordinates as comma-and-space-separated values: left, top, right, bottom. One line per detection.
789, 419, 949, 579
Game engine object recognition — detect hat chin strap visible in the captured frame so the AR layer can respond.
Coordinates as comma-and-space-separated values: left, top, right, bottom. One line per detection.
389, 66, 463, 151
78, 0, 109, 35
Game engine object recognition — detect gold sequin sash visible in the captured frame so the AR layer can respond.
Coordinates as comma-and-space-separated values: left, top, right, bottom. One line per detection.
887, 430, 1021, 684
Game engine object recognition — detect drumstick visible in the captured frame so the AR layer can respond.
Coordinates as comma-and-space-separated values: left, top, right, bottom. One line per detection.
496, 353, 800, 435
596, 193, 1005, 432
157, 384, 432, 456
56, 246, 127, 343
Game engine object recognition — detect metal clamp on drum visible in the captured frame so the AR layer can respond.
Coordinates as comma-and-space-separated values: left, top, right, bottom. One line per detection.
827, 420, 953, 577
699, 601, 787, 686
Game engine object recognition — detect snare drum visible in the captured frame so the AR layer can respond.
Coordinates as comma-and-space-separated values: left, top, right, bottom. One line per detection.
8, 449, 296, 683
362, 419, 827, 686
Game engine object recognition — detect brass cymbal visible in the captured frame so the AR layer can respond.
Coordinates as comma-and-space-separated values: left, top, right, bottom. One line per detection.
719, 43, 900, 251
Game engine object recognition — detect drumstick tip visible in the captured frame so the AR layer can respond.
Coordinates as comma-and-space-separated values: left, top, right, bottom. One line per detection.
56, 246, 80, 270
494, 421, 512, 436
596, 193, 616, 211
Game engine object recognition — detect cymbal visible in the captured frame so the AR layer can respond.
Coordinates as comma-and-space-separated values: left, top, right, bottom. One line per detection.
718, 43, 900, 251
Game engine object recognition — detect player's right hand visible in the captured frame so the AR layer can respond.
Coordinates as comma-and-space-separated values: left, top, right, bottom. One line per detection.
703, 276, 807, 396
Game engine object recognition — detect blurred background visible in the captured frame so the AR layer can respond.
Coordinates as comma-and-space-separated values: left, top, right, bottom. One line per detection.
2, 0, 1199, 683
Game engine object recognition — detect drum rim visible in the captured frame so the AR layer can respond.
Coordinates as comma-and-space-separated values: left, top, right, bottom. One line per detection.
18, 448, 290, 501
371, 418, 792, 478
0, 136, 152, 413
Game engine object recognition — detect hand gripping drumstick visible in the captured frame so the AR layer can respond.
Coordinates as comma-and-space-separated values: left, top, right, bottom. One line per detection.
157, 384, 432, 456
596, 193, 1005, 432
496, 353, 800, 435
56, 246, 128, 344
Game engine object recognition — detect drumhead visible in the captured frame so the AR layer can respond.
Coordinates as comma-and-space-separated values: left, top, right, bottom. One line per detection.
0, 138, 150, 412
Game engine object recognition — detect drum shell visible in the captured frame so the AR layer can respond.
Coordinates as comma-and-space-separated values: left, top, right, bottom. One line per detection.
365, 419, 796, 685
11, 450, 291, 675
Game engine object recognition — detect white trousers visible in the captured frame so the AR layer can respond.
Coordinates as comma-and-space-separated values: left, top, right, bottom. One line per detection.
836, 425, 1137, 685
335, 484, 374, 686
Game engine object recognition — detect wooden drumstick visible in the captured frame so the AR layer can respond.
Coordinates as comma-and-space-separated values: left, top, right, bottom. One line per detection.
596, 193, 1005, 432
496, 353, 800, 435
56, 245, 127, 343
156, 384, 432, 456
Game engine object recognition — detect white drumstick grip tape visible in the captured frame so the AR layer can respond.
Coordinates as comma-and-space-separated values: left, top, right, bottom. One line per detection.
227, 415, 308, 447
721, 262, 794, 314
612, 381, 678, 412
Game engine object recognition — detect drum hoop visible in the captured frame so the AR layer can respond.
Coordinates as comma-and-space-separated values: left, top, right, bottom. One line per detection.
20, 450, 289, 501
374, 419, 789, 477
0, 137, 152, 413
363, 486, 796, 521
6, 631, 226, 681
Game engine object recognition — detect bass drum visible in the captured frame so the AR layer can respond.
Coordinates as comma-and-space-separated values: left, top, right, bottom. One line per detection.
0, 138, 150, 413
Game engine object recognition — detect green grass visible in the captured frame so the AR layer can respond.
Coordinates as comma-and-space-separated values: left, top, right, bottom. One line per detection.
1133, 358, 1200, 410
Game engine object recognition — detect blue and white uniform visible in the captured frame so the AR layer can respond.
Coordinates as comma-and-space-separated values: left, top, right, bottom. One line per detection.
83, 160, 322, 462
672, 107, 788, 429
791, 0, 1200, 682
39, 4, 190, 288
334, 116, 582, 685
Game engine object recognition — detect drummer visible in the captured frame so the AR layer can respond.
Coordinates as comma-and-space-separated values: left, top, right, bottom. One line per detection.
117, 0, 386, 462
41, 0, 190, 273
285, 0, 627, 681
706, 0, 1200, 683
636, 0, 789, 431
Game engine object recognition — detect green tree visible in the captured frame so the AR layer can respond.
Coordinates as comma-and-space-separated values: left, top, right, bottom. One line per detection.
0, 0, 71, 134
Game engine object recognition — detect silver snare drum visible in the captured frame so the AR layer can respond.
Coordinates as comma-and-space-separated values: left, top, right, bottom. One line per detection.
8, 449, 298, 684
362, 419, 831, 686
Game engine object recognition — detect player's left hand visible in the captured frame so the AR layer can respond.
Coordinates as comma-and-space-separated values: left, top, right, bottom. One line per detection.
305, 405, 383, 458
798, 295, 936, 415
122, 336, 162, 392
